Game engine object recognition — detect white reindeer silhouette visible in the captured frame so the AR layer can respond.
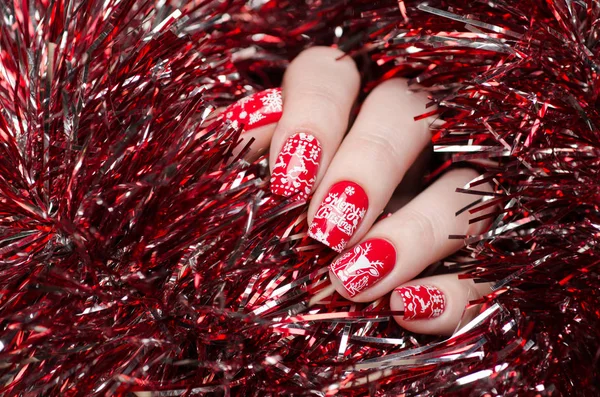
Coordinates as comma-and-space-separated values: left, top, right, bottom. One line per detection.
287, 160, 307, 179
412, 294, 431, 312
272, 158, 308, 187
336, 243, 383, 282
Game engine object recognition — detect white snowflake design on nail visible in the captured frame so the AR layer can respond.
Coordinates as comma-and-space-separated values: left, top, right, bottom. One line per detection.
248, 111, 266, 125
309, 147, 320, 160
260, 89, 283, 113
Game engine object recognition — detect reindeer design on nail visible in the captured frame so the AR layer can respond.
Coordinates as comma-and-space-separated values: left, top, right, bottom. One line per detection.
334, 243, 384, 282
271, 134, 321, 200
329, 239, 396, 298
412, 294, 432, 312
397, 285, 446, 320
287, 159, 307, 179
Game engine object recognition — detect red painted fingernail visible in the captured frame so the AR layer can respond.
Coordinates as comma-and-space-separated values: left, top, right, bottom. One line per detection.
329, 239, 396, 297
308, 181, 368, 252
395, 285, 446, 320
270, 133, 321, 200
224, 88, 283, 132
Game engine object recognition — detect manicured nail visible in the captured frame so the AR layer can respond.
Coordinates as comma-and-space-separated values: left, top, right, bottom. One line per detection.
308, 181, 368, 252
270, 133, 321, 200
224, 88, 283, 131
329, 239, 396, 297
395, 285, 446, 320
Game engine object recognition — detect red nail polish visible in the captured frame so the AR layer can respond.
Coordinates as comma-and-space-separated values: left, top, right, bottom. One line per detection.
308, 181, 368, 252
270, 133, 321, 200
329, 239, 396, 297
224, 88, 283, 132
396, 285, 446, 320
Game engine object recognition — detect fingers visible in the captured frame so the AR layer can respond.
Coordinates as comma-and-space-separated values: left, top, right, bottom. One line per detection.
391, 275, 492, 335
221, 88, 283, 160
329, 168, 493, 301
307, 78, 431, 252
269, 46, 360, 200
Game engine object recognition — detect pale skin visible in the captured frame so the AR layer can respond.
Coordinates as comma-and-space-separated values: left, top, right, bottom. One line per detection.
226, 46, 494, 335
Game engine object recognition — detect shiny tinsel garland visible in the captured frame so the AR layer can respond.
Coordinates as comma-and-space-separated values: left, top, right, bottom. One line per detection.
0, 0, 598, 395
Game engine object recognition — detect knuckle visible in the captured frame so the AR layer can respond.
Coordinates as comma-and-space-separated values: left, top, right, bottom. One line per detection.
298, 82, 347, 118
352, 130, 404, 170
444, 168, 495, 235
439, 168, 494, 235
399, 207, 444, 249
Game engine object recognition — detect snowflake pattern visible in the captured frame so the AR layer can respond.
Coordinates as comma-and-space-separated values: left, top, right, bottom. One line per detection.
260, 89, 283, 113
344, 186, 355, 196
224, 88, 283, 132
248, 111, 266, 125
295, 143, 306, 157
283, 140, 294, 152
309, 147, 320, 160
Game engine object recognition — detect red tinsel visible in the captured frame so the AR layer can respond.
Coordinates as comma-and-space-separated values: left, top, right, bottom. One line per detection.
0, 0, 598, 396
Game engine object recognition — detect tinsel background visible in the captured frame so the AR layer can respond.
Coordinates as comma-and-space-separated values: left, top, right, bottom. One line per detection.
0, 0, 598, 395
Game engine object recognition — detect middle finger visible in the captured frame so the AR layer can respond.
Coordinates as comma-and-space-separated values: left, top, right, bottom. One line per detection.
307, 78, 432, 252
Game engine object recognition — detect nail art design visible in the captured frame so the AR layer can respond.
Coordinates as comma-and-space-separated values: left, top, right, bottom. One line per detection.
308, 181, 368, 252
396, 285, 446, 320
224, 88, 283, 132
270, 133, 321, 200
329, 239, 396, 297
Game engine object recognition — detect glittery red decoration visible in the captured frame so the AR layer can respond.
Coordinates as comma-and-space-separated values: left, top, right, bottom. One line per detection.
0, 0, 598, 396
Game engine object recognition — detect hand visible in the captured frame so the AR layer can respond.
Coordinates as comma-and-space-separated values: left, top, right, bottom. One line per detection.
222, 46, 493, 335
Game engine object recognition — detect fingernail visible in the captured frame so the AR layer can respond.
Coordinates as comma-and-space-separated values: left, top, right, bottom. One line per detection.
329, 239, 396, 297
224, 88, 283, 132
270, 133, 321, 200
395, 285, 446, 320
308, 181, 368, 252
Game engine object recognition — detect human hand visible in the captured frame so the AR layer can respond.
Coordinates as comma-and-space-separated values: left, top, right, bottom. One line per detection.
222, 46, 493, 335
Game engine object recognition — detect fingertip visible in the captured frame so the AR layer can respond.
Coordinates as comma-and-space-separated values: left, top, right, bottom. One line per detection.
327, 238, 397, 302
220, 88, 283, 161
390, 283, 454, 335
390, 277, 492, 336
